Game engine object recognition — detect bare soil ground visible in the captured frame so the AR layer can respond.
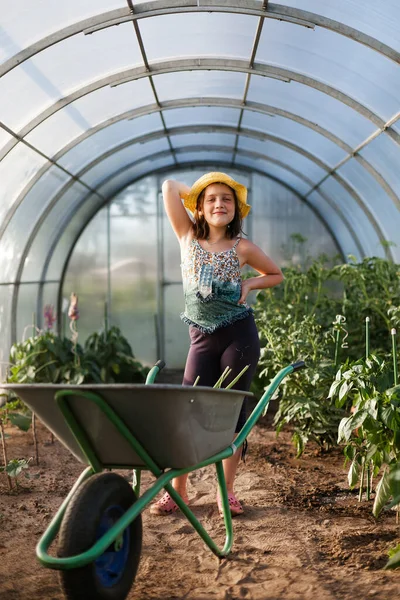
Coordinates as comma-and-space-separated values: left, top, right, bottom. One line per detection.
1, 415, 400, 600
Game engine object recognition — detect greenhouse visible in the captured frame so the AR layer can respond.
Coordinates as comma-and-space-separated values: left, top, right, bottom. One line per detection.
1, 2, 400, 599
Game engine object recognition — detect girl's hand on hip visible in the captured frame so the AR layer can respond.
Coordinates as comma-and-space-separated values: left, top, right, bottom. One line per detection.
239, 279, 253, 304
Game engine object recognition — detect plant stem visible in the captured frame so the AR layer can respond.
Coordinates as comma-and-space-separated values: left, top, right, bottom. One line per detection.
0, 420, 12, 491
359, 457, 366, 502
366, 461, 371, 501
334, 329, 341, 369
225, 365, 250, 389
32, 413, 39, 465
365, 317, 370, 359
213, 366, 231, 389
391, 328, 398, 386
104, 301, 108, 334
34, 359, 58, 376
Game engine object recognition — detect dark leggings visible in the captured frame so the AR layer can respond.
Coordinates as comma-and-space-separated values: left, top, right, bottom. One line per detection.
183, 315, 261, 432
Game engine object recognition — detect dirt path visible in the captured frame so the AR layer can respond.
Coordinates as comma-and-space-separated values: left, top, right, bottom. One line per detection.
1, 417, 399, 599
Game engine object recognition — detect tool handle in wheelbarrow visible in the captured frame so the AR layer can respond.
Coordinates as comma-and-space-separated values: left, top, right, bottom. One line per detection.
234, 361, 306, 450
145, 359, 166, 384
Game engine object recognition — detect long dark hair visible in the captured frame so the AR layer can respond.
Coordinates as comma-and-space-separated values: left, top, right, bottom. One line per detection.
191, 185, 243, 240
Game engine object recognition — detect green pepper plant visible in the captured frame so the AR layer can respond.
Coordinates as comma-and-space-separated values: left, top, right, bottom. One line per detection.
253, 252, 400, 455
330, 354, 400, 511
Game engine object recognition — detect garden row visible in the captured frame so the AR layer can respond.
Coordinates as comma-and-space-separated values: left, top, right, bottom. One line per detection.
252, 253, 400, 568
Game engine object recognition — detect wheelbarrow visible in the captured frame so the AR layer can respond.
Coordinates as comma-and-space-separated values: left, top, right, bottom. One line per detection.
3, 359, 305, 600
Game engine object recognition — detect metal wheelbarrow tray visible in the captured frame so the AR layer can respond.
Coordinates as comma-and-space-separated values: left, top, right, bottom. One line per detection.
6, 382, 247, 469
2, 360, 305, 600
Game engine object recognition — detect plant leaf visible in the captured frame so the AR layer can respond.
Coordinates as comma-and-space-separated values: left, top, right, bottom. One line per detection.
328, 379, 341, 399
388, 464, 400, 508
372, 469, 392, 518
348, 457, 360, 489
8, 412, 32, 432
349, 409, 368, 432
384, 549, 400, 570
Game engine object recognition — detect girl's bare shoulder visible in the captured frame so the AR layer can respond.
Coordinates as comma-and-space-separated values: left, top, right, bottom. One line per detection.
236, 237, 258, 256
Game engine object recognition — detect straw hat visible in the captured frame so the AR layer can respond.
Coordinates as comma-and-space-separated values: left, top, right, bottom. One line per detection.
183, 172, 250, 218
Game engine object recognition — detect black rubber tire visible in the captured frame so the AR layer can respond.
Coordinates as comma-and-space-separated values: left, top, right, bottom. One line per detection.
57, 472, 142, 600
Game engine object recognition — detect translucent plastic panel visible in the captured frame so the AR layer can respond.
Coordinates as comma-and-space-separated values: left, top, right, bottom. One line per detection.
0, 143, 47, 226
22, 165, 70, 208
11, 166, 70, 232
96, 158, 174, 199
0, 23, 142, 130
257, 19, 400, 120
161, 167, 250, 190
164, 107, 241, 129
236, 156, 311, 197
241, 111, 347, 167
163, 284, 190, 369
359, 134, 400, 200
0, 167, 70, 283
280, 1, 400, 52
62, 209, 108, 341
111, 175, 158, 217
251, 174, 340, 267
337, 159, 400, 253
237, 136, 326, 182
318, 177, 385, 259
308, 190, 362, 261
177, 151, 234, 165
0, 231, 20, 283
60, 180, 159, 364
0, 128, 12, 152
247, 76, 376, 148
0, 284, 14, 379
46, 194, 102, 282
0, 0, 123, 59
170, 133, 236, 148
392, 120, 400, 135
59, 113, 164, 172
140, 12, 257, 62
16, 284, 39, 343
155, 70, 246, 103
26, 79, 156, 158
22, 182, 89, 282
80, 139, 171, 186
110, 210, 158, 365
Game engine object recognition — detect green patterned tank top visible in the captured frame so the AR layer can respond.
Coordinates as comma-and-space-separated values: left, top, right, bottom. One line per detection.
181, 238, 252, 334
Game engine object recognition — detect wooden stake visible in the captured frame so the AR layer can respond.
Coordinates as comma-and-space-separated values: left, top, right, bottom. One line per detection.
32, 413, 39, 465
0, 419, 12, 491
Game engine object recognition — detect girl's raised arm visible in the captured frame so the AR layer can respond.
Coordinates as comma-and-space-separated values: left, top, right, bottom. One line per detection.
162, 179, 193, 241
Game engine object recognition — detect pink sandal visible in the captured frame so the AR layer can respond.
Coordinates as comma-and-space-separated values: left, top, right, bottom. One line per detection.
149, 491, 188, 516
217, 491, 244, 517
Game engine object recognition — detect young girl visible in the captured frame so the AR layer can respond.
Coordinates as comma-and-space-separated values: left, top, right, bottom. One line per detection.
150, 172, 283, 517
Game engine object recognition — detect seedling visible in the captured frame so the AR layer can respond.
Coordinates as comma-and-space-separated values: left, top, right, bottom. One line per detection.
0, 457, 39, 492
